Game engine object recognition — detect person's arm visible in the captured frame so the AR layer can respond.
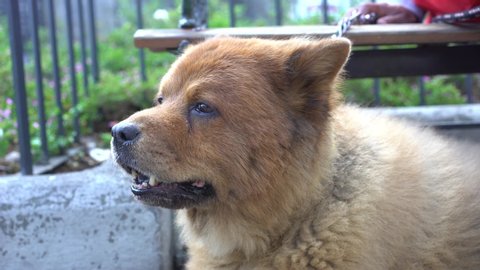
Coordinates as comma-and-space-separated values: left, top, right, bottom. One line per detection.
356, 1, 423, 24
400, 0, 425, 21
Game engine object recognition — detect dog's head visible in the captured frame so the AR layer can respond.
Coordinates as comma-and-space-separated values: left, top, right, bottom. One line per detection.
111, 37, 350, 209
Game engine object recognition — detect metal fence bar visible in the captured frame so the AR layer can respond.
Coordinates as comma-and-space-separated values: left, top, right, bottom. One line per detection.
78, 0, 89, 96
419, 77, 426, 105
465, 74, 474, 103
7, 0, 33, 175
30, 0, 49, 162
180, 0, 195, 28
179, 0, 208, 29
65, 0, 81, 143
322, 0, 329, 24
228, 0, 236, 27
88, 0, 100, 82
136, 0, 147, 82
373, 77, 381, 106
274, 0, 283, 26
47, 0, 66, 139
370, 0, 380, 106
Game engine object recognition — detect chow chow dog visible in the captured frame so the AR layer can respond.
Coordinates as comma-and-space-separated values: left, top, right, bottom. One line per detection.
111, 37, 480, 269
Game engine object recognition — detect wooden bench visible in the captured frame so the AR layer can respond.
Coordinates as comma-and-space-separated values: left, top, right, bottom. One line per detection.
134, 24, 480, 78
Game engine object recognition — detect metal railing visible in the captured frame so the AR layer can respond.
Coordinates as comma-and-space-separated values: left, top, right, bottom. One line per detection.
7, 0, 32, 175
5, 0, 153, 175
5, 0, 478, 175
5, 0, 127, 175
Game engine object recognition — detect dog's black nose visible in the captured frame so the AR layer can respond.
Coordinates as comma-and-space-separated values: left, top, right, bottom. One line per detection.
111, 123, 141, 143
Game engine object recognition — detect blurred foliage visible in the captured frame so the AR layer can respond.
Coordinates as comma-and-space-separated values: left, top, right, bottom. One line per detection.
344, 76, 466, 107
0, 7, 176, 160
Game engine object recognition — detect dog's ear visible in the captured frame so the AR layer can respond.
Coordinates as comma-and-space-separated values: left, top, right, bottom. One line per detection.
284, 38, 351, 118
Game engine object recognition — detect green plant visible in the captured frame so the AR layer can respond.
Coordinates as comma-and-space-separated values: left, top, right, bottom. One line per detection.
0, 13, 175, 161
0, 22, 17, 157
424, 76, 465, 105
343, 76, 466, 107
99, 132, 113, 148
343, 79, 375, 105
379, 78, 421, 106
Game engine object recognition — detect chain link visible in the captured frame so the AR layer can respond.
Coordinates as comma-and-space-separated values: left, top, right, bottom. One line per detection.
332, 5, 480, 38
432, 6, 480, 23
332, 11, 378, 38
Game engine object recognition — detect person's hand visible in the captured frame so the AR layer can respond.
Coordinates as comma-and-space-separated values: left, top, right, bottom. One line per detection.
354, 3, 419, 24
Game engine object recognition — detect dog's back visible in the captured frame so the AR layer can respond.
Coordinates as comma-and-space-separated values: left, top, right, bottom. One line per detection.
330, 106, 480, 269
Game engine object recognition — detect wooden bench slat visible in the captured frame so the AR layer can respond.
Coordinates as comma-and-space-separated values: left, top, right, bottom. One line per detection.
346, 44, 480, 78
134, 24, 480, 51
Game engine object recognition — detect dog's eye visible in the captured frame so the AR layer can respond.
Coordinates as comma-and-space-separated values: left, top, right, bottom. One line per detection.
192, 102, 215, 116
157, 97, 163, 104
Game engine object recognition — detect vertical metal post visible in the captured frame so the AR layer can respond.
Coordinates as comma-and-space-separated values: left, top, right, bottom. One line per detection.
180, 0, 195, 29
47, 0, 66, 139
30, 0, 49, 162
179, 0, 207, 29
274, 0, 283, 26
228, 0, 236, 27
136, 0, 147, 82
465, 74, 474, 103
65, 0, 81, 143
370, 0, 380, 106
78, 0, 89, 96
88, 0, 100, 82
198, 0, 208, 29
373, 77, 380, 106
418, 76, 426, 105
322, 0, 329, 24
7, 0, 33, 175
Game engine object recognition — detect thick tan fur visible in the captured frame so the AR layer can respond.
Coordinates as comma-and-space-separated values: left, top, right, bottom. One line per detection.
117, 37, 480, 269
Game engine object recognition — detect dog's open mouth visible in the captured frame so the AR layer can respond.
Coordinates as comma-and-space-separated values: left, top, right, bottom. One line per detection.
122, 165, 215, 209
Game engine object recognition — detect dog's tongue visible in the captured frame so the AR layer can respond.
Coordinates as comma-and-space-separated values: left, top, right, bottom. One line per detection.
192, 180, 205, 188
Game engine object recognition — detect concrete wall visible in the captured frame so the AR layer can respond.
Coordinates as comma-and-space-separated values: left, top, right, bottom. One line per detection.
369, 104, 480, 143
0, 160, 173, 270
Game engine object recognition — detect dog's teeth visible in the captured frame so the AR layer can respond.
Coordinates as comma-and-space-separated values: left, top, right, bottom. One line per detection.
192, 180, 205, 188
142, 182, 148, 188
149, 177, 158, 187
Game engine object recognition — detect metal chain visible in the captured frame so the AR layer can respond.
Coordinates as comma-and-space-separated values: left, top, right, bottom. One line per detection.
332, 10, 377, 38
331, 12, 358, 38
332, 5, 480, 38
432, 6, 480, 23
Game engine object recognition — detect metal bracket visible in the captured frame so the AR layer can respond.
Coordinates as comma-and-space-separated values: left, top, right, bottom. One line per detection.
179, 0, 208, 29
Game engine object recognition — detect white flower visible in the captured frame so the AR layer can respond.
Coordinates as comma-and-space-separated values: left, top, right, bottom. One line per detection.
153, 9, 169, 20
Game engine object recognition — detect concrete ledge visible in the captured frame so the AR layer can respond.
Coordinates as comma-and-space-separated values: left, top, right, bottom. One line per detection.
368, 104, 480, 126
0, 160, 173, 270
368, 104, 480, 143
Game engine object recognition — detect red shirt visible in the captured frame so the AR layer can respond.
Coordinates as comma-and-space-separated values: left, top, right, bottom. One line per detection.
414, 0, 480, 22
